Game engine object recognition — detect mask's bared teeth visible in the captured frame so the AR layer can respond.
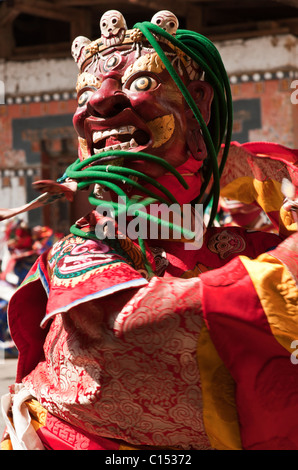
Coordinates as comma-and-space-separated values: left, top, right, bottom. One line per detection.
93, 147, 104, 154
93, 139, 138, 156
93, 131, 103, 144
93, 126, 137, 145
130, 138, 138, 149
118, 125, 136, 135
121, 142, 130, 150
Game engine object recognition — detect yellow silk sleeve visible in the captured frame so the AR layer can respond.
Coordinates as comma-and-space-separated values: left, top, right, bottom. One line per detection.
197, 324, 242, 450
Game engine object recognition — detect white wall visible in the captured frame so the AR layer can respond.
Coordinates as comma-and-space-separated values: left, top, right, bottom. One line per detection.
0, 58, 77, 97
215, 34, 298, 76
0, 173, 27, 214
0, 34, 298, 97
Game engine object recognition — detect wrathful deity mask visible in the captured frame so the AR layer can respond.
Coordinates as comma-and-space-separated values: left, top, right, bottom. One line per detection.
72, 11, 214, 182
68, 10, 232, 223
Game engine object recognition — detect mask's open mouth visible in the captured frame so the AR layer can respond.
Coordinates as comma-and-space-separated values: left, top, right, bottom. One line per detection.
92, 126, 150, 155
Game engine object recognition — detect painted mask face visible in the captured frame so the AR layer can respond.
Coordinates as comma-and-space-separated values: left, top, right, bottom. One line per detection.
74, 51, 189, 177
72, 12, 213, 184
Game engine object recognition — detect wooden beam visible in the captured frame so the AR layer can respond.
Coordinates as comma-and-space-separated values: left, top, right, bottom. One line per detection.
186, 5, 204, 32
11, 41, 71, 60
279, 16, 298, 26
207, 26, 290, 41
70, 9, 92, 41
0, 22, 15, 59
13, 0, 82, 23
200, 14, 298, 38
192, 0, 250, 5
271, 0, 298, 8
279, 17, 298, 34
201, 18, 286, 34
52, 0, 129, 5
127, 0, 187, 15
0, 3, 20, 27
127, 0, 168, 10
197, 0, 278, 8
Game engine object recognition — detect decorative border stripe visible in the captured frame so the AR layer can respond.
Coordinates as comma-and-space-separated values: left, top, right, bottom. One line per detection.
38, 264, 50, 297
230, 70, 296, 84
40, 277, 148, 327
3, 70, 298, 104
5, 91, 77, 105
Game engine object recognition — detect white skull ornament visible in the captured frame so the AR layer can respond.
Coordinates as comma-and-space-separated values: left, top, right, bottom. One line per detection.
99, 10, 127, 47
71, 36, 91, 68
151, 10, 179, 36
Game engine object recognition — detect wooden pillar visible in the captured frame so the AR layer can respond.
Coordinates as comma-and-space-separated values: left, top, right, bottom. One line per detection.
70, 9, 92, 41
0, 23, 15, 60
185, 5, 204, 34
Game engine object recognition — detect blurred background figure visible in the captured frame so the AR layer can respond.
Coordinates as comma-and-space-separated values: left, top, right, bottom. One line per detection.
0, 218, 61, 358
218, 197, 275, 232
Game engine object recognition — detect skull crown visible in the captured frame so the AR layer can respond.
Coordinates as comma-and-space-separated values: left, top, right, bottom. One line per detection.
99, 10, 127, 47
71, 10, 180, 69
151, 10, 179, 35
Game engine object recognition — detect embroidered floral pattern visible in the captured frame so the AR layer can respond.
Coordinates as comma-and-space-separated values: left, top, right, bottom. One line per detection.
48, 236, 130, 282
208, 229, 246, 260
23, 276, 211, 450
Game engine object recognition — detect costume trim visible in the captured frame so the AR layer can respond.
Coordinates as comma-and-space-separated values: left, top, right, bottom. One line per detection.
40, 277, 148, 327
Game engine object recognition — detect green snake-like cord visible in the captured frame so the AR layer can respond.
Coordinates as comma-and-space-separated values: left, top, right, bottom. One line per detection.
134, 22, 233, 224
65, 151, 195, 276
62, 22, 233, 275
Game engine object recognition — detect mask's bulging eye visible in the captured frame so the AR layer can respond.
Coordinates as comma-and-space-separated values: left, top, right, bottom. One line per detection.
78, 89, 94, 107
129, 76, 158, 92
